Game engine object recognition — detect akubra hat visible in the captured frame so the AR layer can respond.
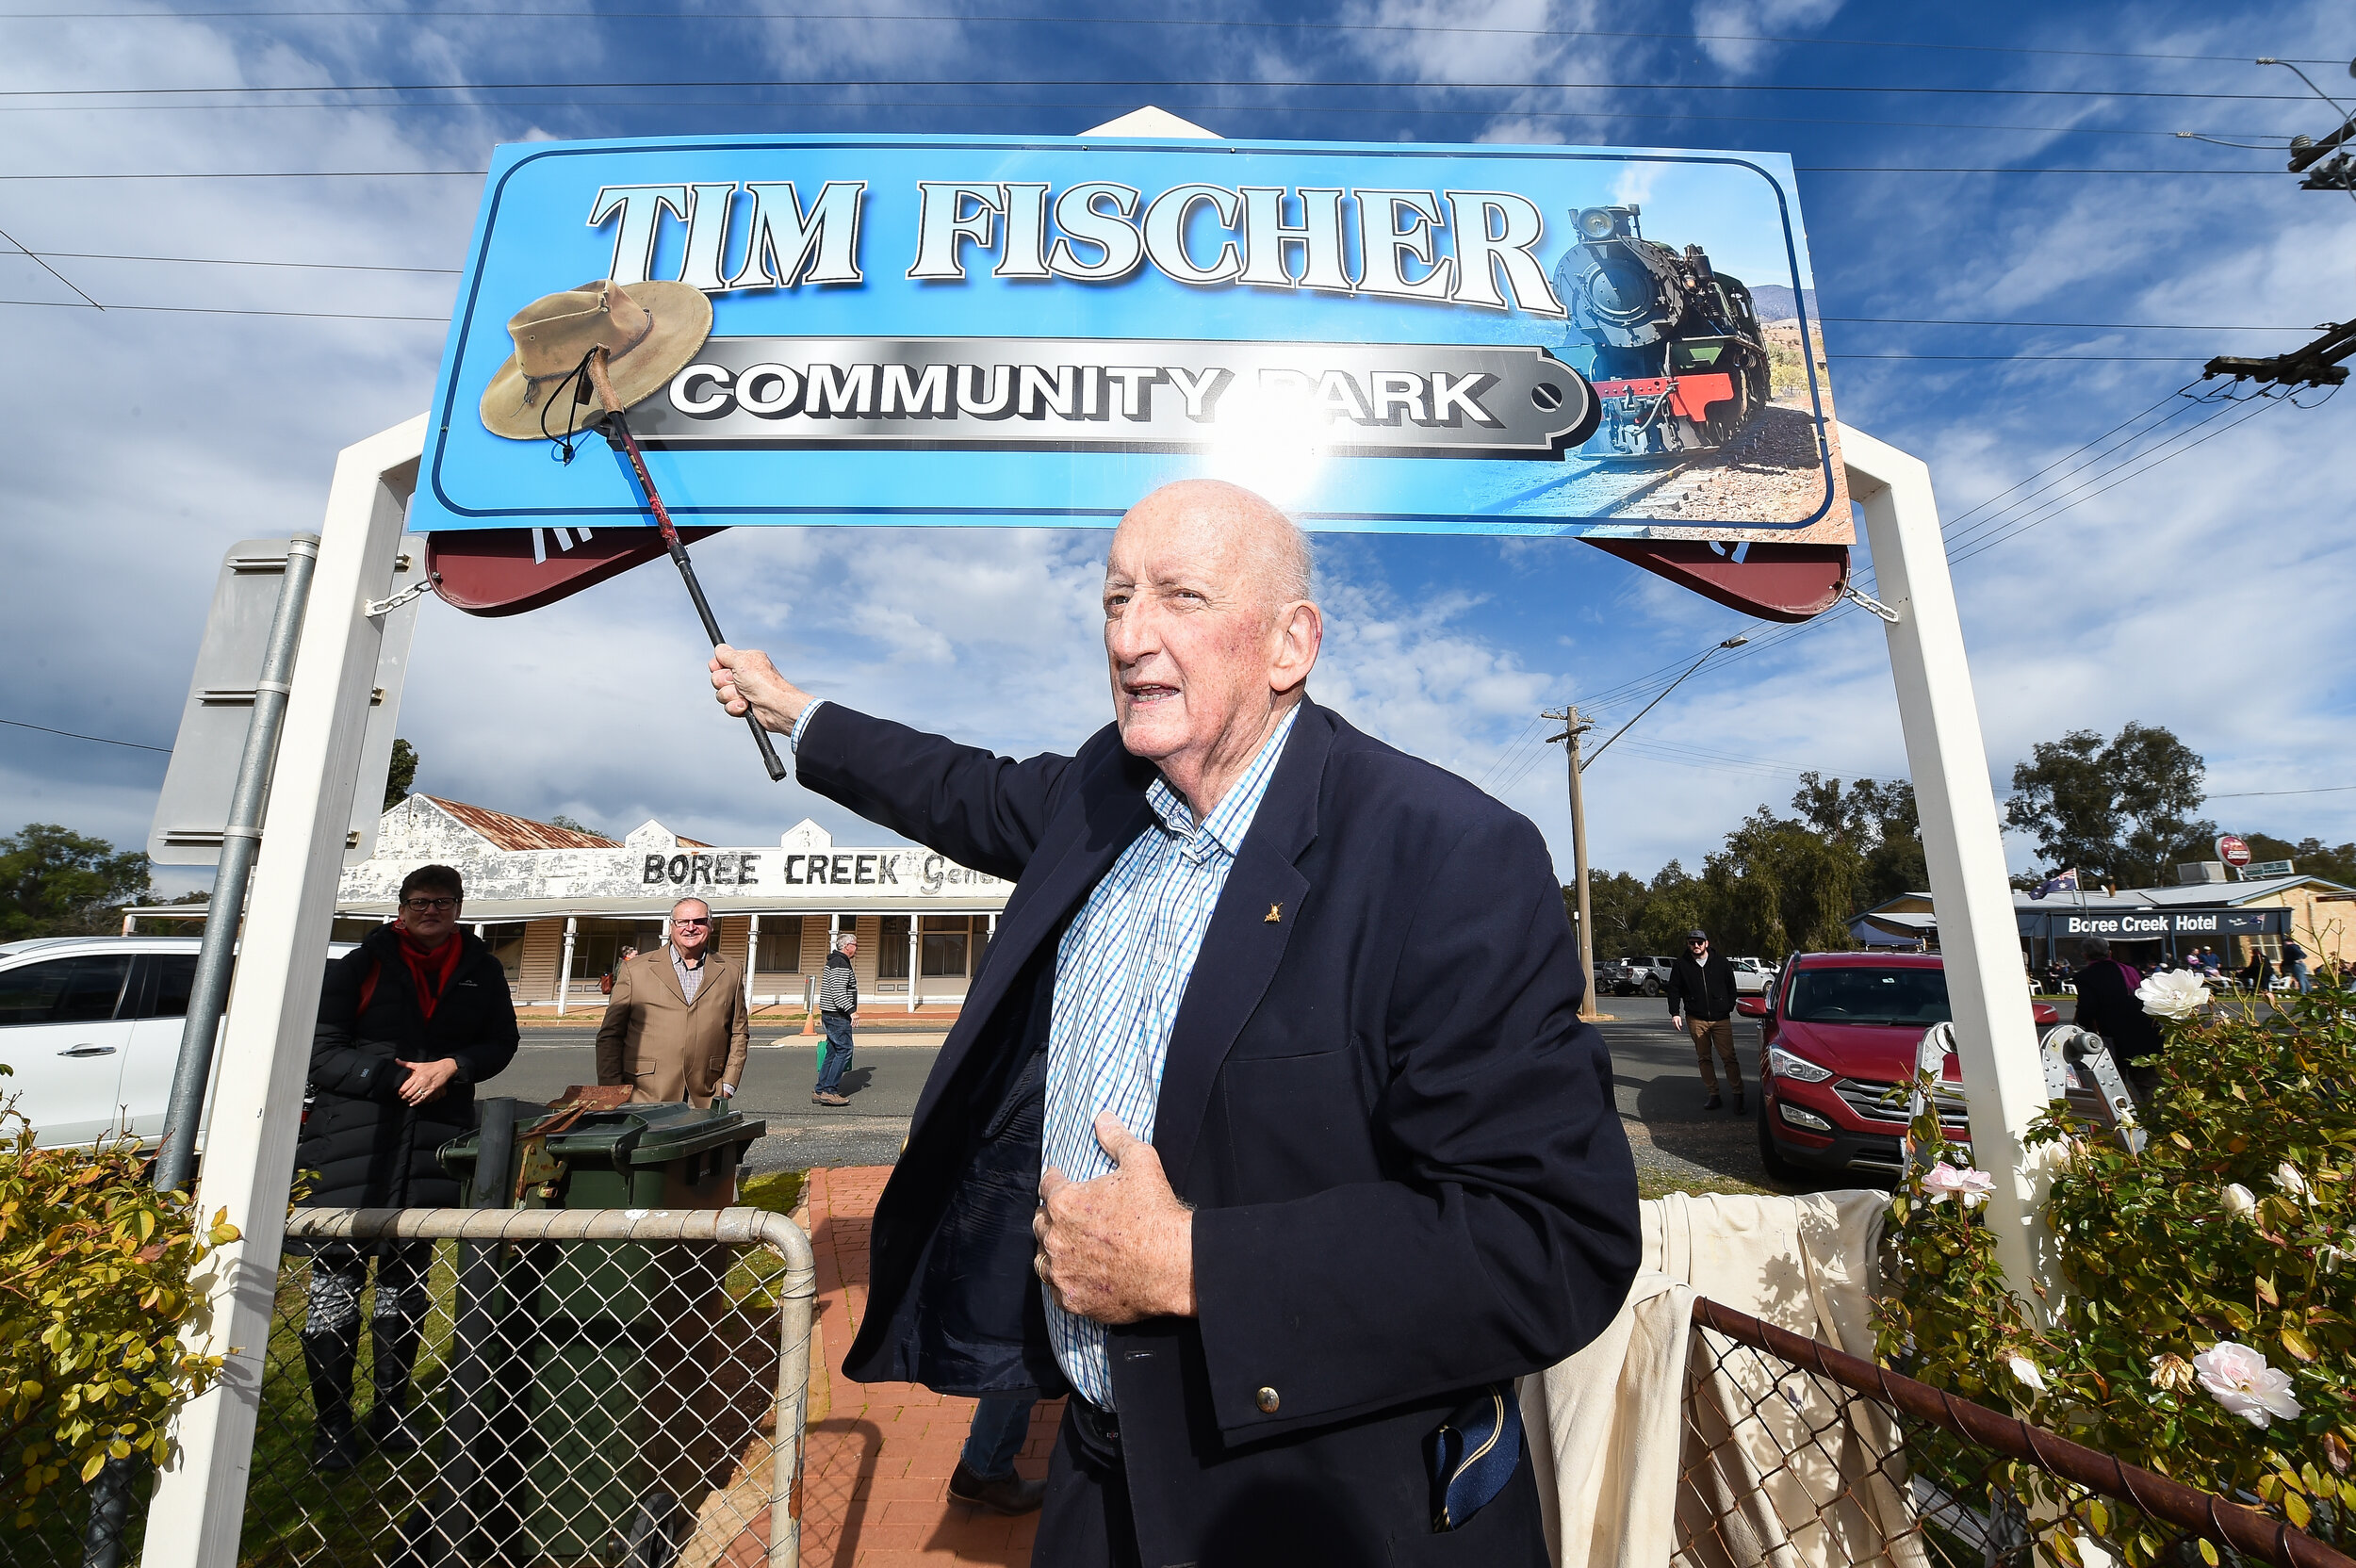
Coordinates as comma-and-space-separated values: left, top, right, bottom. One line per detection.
478, 279, 712, 440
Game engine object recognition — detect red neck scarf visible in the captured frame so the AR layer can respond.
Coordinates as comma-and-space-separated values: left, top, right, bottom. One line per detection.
396, 928, 464, 1020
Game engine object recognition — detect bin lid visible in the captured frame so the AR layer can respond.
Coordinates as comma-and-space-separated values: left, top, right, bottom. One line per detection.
544, 1102, 766, 1167
441, 1101, 764, 1172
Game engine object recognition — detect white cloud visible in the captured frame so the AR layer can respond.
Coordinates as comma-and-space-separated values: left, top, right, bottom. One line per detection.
7, 0, 2355, 912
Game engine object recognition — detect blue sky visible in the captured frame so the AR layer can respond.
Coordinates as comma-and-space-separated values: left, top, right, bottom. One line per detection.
3, 0, 2350, 898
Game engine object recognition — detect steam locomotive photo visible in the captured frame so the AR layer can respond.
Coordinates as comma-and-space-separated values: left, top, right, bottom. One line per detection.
1553, 204, 1776, 458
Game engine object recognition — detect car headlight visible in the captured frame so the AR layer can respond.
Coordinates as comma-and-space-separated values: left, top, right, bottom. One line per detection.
1768, 1044, 1834, 1084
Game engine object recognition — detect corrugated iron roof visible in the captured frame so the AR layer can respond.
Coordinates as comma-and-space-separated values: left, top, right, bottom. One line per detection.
419, 795, 623, 851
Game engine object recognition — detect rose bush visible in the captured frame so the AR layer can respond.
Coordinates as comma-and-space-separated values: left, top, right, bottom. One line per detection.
1876, 969, 2356, 1562
0, 1079, 237, 1532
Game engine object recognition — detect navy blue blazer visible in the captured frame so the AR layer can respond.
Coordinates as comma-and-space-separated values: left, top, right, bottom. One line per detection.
799, 696, 1640, 1566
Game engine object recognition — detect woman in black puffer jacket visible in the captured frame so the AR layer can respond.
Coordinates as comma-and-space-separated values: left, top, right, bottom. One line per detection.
295, 865, 518, 1470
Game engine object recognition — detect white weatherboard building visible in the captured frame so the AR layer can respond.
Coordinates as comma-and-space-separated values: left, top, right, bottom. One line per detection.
331, 795, 1010, 1012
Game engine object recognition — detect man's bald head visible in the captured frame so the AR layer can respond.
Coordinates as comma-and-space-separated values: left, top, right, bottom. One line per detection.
1116, 480, 1312, 624
1101, 479, 1324, 817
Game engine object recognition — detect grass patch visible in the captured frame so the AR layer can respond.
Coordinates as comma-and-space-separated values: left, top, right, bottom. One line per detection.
737, 1169, 805, 1217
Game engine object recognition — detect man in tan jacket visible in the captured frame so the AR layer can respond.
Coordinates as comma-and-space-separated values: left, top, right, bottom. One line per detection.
595, 897, 751, 1106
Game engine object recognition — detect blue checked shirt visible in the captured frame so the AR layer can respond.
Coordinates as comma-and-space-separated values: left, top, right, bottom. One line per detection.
1041, 705, 1298, 1408
791, 697, 1299, 1408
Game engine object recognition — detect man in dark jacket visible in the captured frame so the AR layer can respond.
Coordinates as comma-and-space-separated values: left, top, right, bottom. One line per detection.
1665, 929, 1743, 1112
710, 480, 1639, 1568
2070, 936, 2163, 1103
296, 863, 518, 1470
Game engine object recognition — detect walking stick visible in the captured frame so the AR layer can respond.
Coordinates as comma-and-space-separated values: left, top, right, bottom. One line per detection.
584, 349, 789, 782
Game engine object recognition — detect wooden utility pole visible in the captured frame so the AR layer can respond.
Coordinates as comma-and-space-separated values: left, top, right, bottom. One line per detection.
1546, 707, 1597, 1020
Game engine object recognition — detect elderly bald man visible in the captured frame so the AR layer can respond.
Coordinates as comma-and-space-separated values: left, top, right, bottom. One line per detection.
711, 480, 1637, 1568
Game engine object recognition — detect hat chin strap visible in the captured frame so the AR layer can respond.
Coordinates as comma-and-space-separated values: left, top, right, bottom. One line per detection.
515, 307, 655, 412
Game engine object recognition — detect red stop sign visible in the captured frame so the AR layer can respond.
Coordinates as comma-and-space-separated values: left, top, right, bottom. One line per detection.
2217, 835, 2252, 867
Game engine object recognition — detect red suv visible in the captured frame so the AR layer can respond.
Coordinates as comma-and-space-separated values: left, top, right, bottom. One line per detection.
1746, 952, 2057, 1183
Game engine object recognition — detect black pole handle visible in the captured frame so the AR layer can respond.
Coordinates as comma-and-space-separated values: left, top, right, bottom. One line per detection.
593, 404, 788, 783
667, 539, 789, 781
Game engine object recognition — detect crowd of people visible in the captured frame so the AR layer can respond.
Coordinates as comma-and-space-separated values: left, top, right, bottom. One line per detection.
2043, 939, 2322, 998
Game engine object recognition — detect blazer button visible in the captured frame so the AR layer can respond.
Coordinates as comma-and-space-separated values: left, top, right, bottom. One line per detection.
1254, 1386, 1280, 1414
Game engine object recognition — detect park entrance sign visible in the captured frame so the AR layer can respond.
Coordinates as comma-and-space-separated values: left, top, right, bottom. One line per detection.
412, 133, 1847, 543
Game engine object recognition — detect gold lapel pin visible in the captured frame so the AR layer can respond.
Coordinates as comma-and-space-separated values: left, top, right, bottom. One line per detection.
1266, 903, 1284, 923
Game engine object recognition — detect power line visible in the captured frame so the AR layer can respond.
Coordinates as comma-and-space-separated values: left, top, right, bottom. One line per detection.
1559, 375, 2273, 724
0, 170, 484, 179
0, 94, 2299, 148
0, 294, 2275, 349
0, 76, 2315, 101
1946, 392, 2287, 564
1822, 317, 2316, 332
2207, 784, 2356, 799
32, 249, 460, 274
1829, 353, 2213, 360
0, 715, 171, 753
3, 8, 2333, 69
0, 165, 2278, 185
0, 222, 100, 309
0, 299, 446, 320
3, 257, 2306, 338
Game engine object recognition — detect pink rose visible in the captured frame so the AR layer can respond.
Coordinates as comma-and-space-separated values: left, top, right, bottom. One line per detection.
1922, 1162, 1996, 1210
2192, 1341, 2302, 1429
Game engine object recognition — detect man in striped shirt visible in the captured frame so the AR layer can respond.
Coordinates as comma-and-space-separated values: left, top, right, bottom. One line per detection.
712, 481, 1637, 1568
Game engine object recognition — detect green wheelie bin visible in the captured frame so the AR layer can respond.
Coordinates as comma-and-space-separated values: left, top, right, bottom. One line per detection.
440, 1100, 767, 1566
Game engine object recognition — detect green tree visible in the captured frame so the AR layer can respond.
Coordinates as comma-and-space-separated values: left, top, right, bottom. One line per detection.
382, 737, 419, 811
1573, 869, 1655, 959
2244, 832, 2356, 887
0, 825, 151, 941
548, 813, 605, 838
1700, 807, 1861, 958
1792, 772, 1925, 907
1634, 860, 1710, 955
2004, 722, 2215, 890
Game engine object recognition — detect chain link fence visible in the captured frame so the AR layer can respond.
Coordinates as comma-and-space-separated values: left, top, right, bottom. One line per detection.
25, 1221, 2355, 1568
8, 1207, 813, 1568
1677, 1298, 2355, 1568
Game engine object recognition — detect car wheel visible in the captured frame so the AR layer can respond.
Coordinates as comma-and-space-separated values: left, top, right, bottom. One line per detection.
1641, 977, 1661, 996
1756, 1098, 1801, 1185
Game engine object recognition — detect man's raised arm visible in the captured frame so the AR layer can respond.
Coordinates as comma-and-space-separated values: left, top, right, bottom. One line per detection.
709, 644, 1083, 885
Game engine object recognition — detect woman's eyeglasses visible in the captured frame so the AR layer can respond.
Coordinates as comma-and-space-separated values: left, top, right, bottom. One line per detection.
401, 897, 458, 912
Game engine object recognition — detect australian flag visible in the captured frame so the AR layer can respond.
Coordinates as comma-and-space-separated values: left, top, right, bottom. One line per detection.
2030, 869, 2080, 901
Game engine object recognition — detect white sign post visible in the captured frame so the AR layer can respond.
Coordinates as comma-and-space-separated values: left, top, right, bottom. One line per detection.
1842, 423, 2060, 1308
141, 416, 425, 1568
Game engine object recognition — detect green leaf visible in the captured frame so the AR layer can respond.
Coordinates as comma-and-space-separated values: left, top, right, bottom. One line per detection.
2200, 1539, 2220, 1566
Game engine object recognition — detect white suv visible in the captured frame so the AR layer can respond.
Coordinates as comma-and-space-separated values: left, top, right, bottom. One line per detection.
0, 935, 353, 1149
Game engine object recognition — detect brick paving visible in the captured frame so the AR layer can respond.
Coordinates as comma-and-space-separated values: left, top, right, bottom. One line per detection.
785, 1166, 1057, 1567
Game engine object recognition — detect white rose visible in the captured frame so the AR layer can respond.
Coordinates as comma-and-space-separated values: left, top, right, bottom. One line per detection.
2137, 969, 2210, 1021
2276, 1162, 2313, 1200
2007, 1354, 2047, 1394
2222, 1184, 2259, 1220
2192, 1341, 2302, 1429
1922, 1162, 1997, 1210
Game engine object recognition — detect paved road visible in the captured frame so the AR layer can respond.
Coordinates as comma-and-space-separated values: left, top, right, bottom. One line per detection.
498, 1014, 1814, 1192
1594, 1012, 1803, 1195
